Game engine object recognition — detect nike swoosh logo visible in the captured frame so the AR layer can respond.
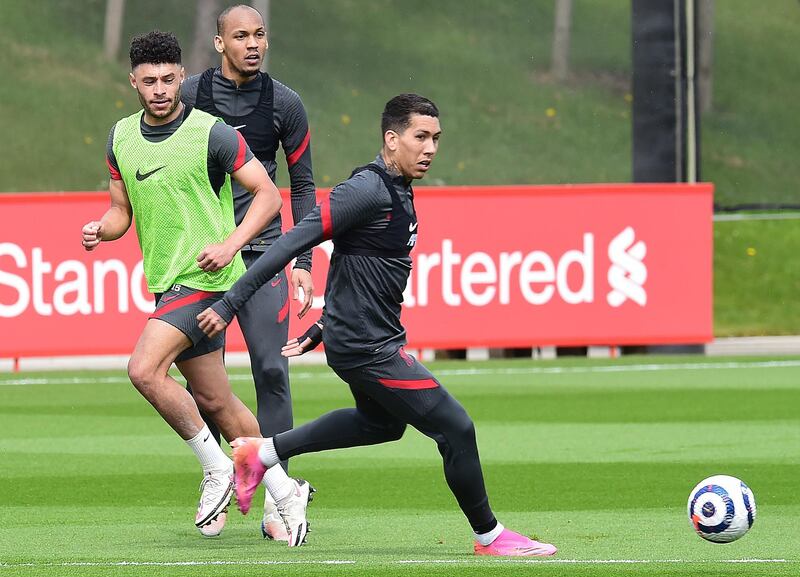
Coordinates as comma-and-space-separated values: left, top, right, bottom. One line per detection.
233, 124, 247, 130
203, 433, 210, 443
271, 277, 282, 287
136, 166, 166, 181
408, 222, 418, 232
161, 294, 179, 304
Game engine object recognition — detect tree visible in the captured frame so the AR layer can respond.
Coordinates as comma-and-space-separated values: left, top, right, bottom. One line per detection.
697, 0, 715, 113
251, 0, 271, 72
188, 0, 221, 75
103, 0, 125, 61
551, 0, 573, 81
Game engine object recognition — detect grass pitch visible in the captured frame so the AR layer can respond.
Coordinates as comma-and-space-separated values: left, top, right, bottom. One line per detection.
0, 356, 798, 576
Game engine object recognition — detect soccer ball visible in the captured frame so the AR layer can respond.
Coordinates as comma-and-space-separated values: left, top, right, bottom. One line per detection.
687, 475, 756, 543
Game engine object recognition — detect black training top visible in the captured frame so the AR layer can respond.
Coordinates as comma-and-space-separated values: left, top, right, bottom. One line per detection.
211, 154, 417, 369
182, 69, 316, 270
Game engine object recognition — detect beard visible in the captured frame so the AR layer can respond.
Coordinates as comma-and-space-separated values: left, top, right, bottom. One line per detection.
137, 86, 182, 120
229, 58, 261, 79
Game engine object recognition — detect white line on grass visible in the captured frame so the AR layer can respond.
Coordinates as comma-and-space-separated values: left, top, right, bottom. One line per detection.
0, 559, 793, 568
0, 561, 354, 568
423, 359, 800, 376
399, 558, 793, 565
714, 212, 800, 221
3, 359, 800, 386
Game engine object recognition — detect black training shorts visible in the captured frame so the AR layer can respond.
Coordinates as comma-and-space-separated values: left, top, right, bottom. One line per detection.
150, 284, 226, 362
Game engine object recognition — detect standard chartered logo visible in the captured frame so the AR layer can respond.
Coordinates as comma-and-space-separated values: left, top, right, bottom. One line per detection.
0, 243, 154, 317
607, 227, 647, 307
2, 233, 653, 318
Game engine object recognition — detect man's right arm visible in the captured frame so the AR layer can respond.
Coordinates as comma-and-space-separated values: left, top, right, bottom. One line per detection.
82, 178, 133, 249
83, 128, 134, 250
209, 172, 389, 324
210, 203, 326, 322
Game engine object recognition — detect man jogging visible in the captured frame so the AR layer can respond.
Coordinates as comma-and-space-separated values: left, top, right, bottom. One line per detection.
181, 4, 317, 541
83, 30, 312, 544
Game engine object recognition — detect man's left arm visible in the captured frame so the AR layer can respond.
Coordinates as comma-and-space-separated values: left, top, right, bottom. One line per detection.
278, 84, 317, 317
225, 157, 283, 250
197, 125, 282, 272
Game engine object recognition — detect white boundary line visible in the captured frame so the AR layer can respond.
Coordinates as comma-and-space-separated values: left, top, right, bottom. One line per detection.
714, 212, 800, 221
2, 359, 800, 386
418, 359, 800, 376
0, 558, 793, 568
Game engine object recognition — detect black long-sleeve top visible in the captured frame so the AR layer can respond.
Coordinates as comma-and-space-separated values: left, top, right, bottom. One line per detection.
182, 69, 316, 270
212, 155, 416, 369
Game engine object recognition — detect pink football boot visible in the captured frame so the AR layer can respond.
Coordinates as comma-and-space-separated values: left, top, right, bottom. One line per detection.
231, 437, 267, 515
474, 528, 557, 557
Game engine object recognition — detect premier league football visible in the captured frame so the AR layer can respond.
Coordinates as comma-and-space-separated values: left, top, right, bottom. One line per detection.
687, 475, 757, 543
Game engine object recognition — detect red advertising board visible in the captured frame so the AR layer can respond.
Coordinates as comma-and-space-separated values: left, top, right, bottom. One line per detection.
0, 184, 712, 358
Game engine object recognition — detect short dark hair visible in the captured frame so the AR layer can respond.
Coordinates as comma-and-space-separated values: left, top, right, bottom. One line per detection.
129, 30, 181, 69
217, 4, 262, 35
381, 94, 439, 137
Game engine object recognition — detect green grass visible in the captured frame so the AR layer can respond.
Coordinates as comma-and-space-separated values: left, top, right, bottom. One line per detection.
0, 357, 798, 576
714, 218, 800, 336
703, 0, 800, 205
0, 1, 139, 192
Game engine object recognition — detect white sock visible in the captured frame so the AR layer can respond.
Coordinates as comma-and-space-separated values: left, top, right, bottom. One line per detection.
262, 466, 295, 506
186, 424, 231, 473
475, 522, 505, 546
262, 480, 276, 505
257, 437, 281, 467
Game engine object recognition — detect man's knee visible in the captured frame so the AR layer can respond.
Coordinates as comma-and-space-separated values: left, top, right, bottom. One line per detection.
445, 413, 476, 448
382, 420, 407, 442
193, 388, 229, 417
262, 365, 288, 388
360, 413, 406, 442
431, 397, 477, 446
127, 356, 158, 396
248, 345, 288, 388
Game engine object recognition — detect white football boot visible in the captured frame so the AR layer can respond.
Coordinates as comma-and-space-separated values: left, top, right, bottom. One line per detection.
195, 464, 234, 537
261, 490, 289, 541
277, 479, 315, 547
198, 510, 227, 538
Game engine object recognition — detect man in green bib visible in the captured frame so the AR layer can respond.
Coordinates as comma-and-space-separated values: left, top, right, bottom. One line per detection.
81, 31, 313, 543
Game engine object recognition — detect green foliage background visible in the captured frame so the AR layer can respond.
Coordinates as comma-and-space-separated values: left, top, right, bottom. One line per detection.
2, 0, 798, 203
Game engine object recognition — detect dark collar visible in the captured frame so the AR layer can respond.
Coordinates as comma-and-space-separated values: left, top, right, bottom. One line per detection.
213, 67, 263, 92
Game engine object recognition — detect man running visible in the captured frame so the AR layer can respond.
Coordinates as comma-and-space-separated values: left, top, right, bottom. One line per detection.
82, 30, 312, 544
197, 94, 558, 556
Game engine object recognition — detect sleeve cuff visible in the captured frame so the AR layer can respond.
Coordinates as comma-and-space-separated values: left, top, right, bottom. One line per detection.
293, 252, 313, 272
211, 298, 237, 324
